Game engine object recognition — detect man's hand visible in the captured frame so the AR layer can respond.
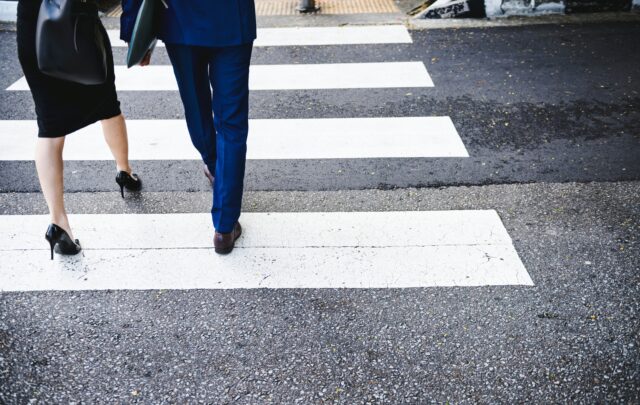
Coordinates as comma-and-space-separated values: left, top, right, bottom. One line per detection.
139, 50, 152, 67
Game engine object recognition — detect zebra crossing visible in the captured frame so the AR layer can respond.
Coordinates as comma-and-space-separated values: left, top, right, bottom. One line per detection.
8, 62, 434, 91
0, 211, 532, 291
0, 25, 532, 291
0, 117, 468, 160
107, 26, 414, 47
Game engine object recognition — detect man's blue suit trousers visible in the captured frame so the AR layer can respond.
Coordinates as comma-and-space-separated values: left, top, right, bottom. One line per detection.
165, 43, 253, 233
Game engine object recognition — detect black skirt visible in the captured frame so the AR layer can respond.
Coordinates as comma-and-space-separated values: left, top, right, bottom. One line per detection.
16, 0, 121, 138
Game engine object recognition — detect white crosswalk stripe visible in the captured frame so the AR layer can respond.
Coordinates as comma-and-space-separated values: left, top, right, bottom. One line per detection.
0, 24, 532, 290
107, 25, 413, 48
0, 117, 468, 160
7, 62, 434, 91
0, 211, 532, 291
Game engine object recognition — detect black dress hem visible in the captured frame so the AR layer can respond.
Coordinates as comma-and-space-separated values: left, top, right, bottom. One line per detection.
36, 101, 122, 138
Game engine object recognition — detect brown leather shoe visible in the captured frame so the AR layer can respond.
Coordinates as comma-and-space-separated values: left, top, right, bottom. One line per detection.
203, 164, 214, 186
214, 221, 242, 254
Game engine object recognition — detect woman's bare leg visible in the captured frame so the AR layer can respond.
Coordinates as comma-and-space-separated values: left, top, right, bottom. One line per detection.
101, 114, 132, 173
35, 136, 73, 239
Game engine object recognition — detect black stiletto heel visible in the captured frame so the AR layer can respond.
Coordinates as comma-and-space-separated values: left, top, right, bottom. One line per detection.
45, 224, 81, 260
115, 171, 142, 198
48, 238, 55, 260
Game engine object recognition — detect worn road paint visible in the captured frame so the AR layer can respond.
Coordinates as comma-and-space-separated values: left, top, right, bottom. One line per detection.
0, 117, 467, 160
7, 62, 434, 91
107, 25, 412, 48
0, 211, 533, 291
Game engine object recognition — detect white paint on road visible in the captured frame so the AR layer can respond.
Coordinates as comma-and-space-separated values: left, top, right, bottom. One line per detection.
7, 62, 434, 91
0, 211, 533, 291
107, 25, 413, 48
0, 117, 468, 160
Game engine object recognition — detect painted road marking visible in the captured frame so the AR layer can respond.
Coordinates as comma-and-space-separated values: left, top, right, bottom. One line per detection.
7, 62, 434, 91
107, 25, 412, 48
0, 211, 532, 291
0, 117, 468, 160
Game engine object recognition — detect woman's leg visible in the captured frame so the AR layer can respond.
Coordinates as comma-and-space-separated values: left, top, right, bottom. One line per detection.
101, 113, 132, 173
35, 136, 73, 238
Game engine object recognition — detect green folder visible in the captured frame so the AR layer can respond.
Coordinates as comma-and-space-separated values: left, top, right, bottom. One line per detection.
126, 0, 164, 68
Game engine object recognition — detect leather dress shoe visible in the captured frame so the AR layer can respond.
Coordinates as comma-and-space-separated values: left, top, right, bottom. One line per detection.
203, 164, 214, 186
214, 221, 242, 254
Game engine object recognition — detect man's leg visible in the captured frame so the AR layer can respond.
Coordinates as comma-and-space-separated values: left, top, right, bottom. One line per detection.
165, 44, 217, 173
208, 43, 253, 233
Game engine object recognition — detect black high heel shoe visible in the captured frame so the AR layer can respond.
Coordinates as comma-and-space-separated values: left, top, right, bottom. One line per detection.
115, 171, 142, 198
45, 224, 81, 260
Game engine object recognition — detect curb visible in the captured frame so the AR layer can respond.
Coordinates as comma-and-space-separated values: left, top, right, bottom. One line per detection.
1, 0, 638, 28
408, 10, 640, 29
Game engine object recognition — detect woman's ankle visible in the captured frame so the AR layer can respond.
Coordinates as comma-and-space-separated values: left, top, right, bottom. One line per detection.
51, 214, 71, 233
116, 165, 132, 174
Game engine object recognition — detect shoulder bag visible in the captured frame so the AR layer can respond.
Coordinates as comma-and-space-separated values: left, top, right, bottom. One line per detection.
36, 0, 107, 85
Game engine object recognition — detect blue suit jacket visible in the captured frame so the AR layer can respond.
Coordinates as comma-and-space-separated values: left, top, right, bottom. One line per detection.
120, 0, 257, 47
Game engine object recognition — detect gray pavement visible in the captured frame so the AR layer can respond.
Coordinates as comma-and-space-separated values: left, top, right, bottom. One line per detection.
0, 14, 639, 404
1, 23, 639, 192
1, 182, 639, 403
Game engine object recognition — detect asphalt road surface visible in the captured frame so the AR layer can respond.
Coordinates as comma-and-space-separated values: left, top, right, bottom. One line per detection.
0, 19, 638, 403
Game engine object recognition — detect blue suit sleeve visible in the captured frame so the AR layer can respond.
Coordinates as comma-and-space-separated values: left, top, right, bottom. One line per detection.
120, 0, 144, 42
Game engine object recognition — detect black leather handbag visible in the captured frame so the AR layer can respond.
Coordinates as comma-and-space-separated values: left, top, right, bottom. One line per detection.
36, 0, 108, 85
